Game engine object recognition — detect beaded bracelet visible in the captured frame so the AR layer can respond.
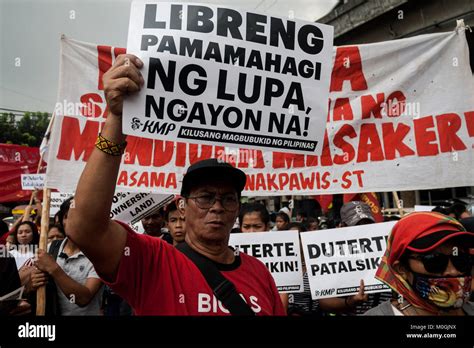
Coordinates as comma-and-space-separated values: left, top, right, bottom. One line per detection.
95, 133, 127, 156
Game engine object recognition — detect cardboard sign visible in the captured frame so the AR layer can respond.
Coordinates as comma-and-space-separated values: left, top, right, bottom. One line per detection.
21, 174, 45, 190
122, 2, 334, 154
229, 230, 304, 293
50, 192, 74, 218
300, 221, 396, 299
109, 191, 174, 224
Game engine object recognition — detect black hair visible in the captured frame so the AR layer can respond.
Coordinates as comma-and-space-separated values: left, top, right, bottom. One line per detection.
164, 201, 178, 222
276, 212, 290, 224
296, 211, 307, 219
447, 203, 468, 220
57, 196, 74, 229
432, 206, 448, 215
239, 203, 270, 226
287, 222, 307, 232
14, 221, 39, 246
48, 223, 66, 237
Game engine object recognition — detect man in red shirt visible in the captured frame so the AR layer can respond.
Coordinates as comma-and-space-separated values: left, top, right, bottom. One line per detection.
67, 54, 285, 316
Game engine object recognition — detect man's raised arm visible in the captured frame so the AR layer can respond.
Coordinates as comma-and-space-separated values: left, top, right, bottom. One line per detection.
67, 54, 144, 281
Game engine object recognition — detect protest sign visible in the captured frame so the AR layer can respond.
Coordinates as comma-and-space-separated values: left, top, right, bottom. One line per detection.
21, 174, 45, 190
46, 27, 474, 195
50, 192, 74, 217
109, 191, 174, 224
300, 221, 396, 299
122, 2, 334, 154
229, 231, 303, 293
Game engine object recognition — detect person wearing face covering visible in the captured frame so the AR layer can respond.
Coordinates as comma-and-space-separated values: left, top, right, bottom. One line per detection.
364, 212, 474, 316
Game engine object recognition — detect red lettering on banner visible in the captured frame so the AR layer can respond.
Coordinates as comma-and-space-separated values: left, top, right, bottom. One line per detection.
152, 140, 175, 166
333, 124, 356, 164
124, 137, 154, 166
435, 113, 467, 152
414, 116, 439, 156
57, 117, 101, 161
465, 111, 474, 137
357, 124, 384, 162
386, 91, 406, 117
361, 93, 385, 119
330, 47, 368, 92
175, 142, 187, 167
381, 123, 415, 160
117, 171, 177, 189
189, 144, 213, 164
272, 153, 305, 169
299, 173, 315, 190
80, 93, 104, 117
237, 149, 265, 168
320, 131, 333, 166
289, 174, 301, 190
332, 98, 354, 121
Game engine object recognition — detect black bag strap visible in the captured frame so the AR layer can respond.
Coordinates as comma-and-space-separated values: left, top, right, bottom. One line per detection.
176, 242, 255, 316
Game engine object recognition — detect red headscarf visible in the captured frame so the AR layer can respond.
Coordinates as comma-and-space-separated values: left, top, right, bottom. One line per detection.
375, 212, 473, 314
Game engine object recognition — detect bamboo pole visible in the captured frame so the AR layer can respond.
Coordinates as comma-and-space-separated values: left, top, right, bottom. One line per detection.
36, 187, 51, 316
392, 191, 405, 217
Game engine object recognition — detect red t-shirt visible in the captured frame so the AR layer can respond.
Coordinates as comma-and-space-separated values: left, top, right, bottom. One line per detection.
102, 222, 285, 315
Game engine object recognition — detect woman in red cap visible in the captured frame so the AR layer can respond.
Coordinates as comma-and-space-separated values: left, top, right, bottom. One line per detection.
365, 212, 473, 315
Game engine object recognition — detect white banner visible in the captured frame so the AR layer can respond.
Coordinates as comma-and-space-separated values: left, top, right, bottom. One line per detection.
300, 221, 396, 299
229, 231, 303, 293
110, 191, 174, 224
21, 174, 45, 190
46, 28, 474, 195
123, 2, 334, 154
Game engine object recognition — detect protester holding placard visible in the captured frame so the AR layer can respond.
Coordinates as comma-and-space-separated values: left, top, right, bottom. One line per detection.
365, 212, 474, 316
66, 53, 284, 315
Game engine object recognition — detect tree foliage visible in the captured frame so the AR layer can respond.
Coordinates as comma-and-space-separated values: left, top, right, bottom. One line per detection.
0, 112, 51, 147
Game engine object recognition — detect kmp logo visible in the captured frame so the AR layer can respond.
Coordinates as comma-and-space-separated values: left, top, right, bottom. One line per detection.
315, 288, 335, 296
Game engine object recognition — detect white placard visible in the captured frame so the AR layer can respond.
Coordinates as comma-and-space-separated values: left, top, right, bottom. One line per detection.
110, 191, 174, 224
123, 2, 334, 154
229, 230, 304, 293
300, 221, 396, 299
50, 192, 74, 218
21, 174, 45, 190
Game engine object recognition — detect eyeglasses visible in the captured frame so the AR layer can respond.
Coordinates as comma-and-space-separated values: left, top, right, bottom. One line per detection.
187, 193, 239, 211
409, 252, 472, 274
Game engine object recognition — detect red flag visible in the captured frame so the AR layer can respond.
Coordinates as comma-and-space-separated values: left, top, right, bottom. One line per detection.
0, 144, 40, 203
314, 194, 333, 214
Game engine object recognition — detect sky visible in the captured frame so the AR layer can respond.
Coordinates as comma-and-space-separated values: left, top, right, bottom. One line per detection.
0, 0, 338, 114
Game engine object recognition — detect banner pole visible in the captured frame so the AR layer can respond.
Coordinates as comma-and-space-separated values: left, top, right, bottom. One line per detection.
392, 191, 405, 217
36, 187, 51, 316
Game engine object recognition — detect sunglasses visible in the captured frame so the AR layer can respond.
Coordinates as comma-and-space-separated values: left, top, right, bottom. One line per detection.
409, 252, 472, 274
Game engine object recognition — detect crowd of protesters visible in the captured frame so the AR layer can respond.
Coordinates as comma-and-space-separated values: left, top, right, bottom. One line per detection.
1, 190, 472, 316
0, 52, 473, 316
